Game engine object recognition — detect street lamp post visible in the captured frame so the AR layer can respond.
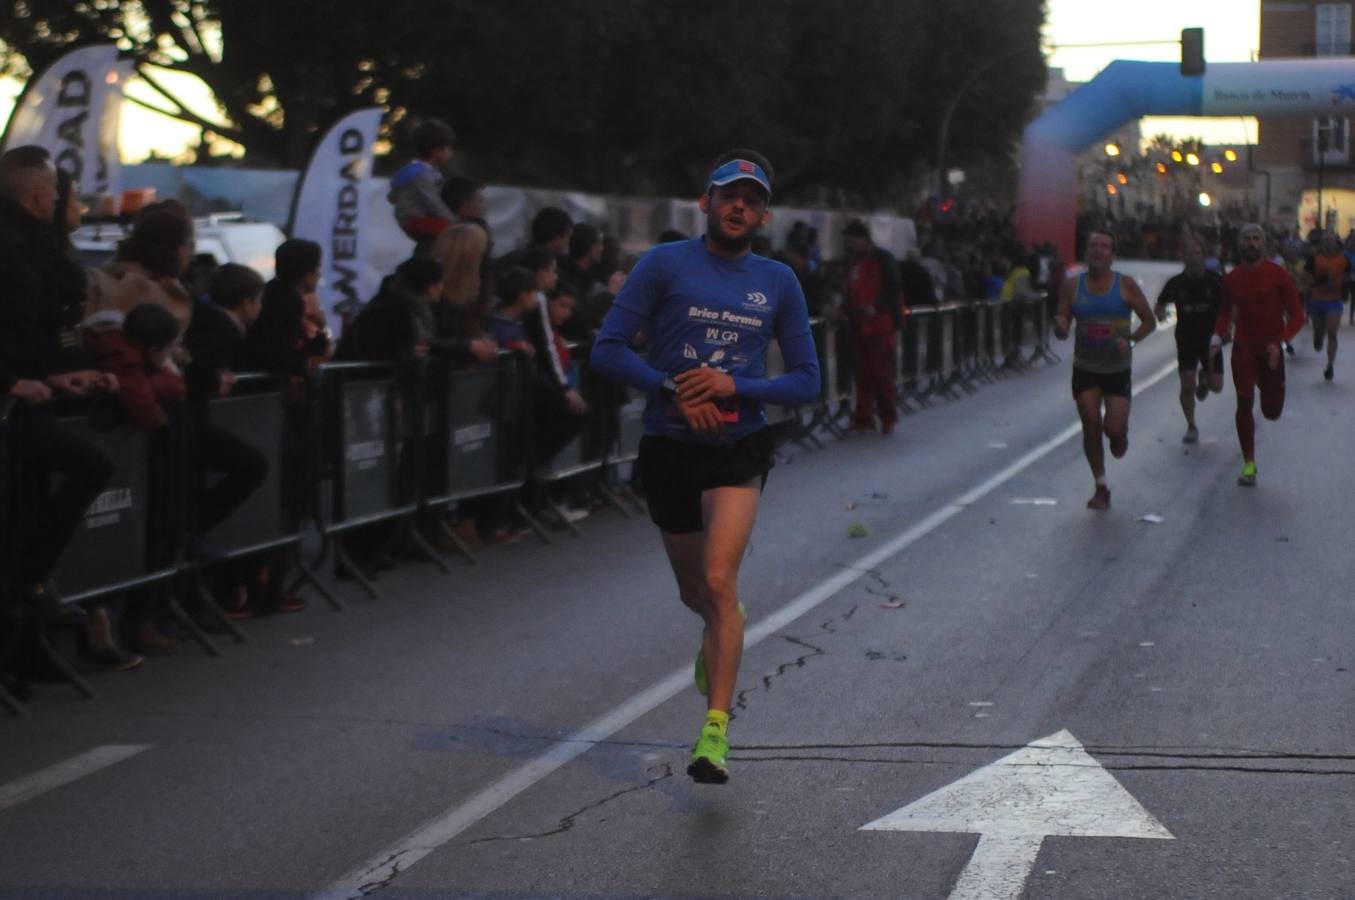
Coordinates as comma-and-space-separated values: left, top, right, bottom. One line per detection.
935, 48, 1027, 200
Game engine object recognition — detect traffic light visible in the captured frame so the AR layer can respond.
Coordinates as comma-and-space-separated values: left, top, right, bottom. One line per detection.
1181, 28, 1205, 76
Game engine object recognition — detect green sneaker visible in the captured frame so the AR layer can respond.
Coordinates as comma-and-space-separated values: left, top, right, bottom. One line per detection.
687, 725, 730, 784
694, 602, 747, 696
1237, 461, 1257, 487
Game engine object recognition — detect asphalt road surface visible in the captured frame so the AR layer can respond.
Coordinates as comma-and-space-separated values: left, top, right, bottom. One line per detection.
3, 282, 1353, 899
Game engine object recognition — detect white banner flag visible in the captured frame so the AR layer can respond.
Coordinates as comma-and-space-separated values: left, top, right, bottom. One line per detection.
1, 44, 130, 198
287, 107, 384, 335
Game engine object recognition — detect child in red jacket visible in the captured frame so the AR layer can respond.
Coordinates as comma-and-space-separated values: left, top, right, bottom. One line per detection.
109, 303, 186, 430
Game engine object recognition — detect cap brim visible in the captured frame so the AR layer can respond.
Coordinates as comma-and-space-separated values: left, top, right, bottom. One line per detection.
709, 174, 771, 195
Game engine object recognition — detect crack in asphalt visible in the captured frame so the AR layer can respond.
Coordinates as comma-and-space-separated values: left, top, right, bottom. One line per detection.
731, 604, 859, 719
734, 740, 1355, 762
355, 850, 410, 895
459, 763, 674, 846
827, 559, 906, 608
731, 755, 1355, 777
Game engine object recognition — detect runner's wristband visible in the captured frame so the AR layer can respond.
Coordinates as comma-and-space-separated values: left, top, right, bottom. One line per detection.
660, 376, 679, 400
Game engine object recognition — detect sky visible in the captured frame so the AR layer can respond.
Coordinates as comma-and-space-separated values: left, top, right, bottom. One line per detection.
1, 1, 1265, 164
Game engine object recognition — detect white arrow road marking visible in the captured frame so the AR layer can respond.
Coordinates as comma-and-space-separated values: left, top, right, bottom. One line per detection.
861, 730, 1173, 900
0, 745, 151, 813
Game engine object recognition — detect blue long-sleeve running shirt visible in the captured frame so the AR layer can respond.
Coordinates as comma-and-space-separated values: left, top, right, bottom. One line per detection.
589, 236, 820, 443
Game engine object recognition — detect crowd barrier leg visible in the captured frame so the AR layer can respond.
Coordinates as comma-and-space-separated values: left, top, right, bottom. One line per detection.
897, 325, 924, 413
435, 518, 480, 565
1027, 299, 1061, 366
36, 623, 96, 699
0, 681, 24, 716
404, 522, 454, 573
165, 577, 224, 656
514, 501, 553, 545
331, 540, 382, 601
794, 411, 827, 451
286, 549, 343, 610
976, 303, 1000, 383
592, 479, 637, 519
1000, 303, 1031, 374
956, 307, 981, 396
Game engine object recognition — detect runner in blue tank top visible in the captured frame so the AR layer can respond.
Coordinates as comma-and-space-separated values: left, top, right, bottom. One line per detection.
1053, 231, 1156, 510
591, 149, 820, 784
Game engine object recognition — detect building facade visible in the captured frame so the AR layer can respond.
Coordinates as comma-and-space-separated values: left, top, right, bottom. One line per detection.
1258, 0, 1355, 233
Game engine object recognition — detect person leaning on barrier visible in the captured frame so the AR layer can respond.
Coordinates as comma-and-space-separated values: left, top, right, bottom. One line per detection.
107, 303, 187, 431
560, 222, 604, 302
182, 263, 289, 619
340, 257, 432, 366
443, 266, 539, 546
498, 207, 574, 274
185, 263, 264, 403
84, 202, 197, 372
432, 222, 495, 347
524, 279, 588, 466
249, 239, 333, 384
0, 145, 118, 637
483, 267, 538, 357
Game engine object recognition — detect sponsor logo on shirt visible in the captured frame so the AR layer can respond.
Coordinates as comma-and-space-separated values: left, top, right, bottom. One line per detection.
687, 305, 764, 329
683, 343, 699, 359
746, 291, 768, 305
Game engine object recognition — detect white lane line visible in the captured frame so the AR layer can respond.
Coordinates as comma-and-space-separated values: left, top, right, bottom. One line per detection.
318, 359, 1179, 899
0, 744, 151, 813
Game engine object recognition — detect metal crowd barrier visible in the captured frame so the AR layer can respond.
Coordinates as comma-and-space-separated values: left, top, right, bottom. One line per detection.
0, 397, 25, 715
526, 342, 610, 538
176, 373, 340, 651
421, 348, 541, 559
312, 359, 448, 599
802, 294, 1058, 441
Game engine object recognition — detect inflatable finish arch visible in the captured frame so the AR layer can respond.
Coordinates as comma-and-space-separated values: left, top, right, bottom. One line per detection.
1017, 59, 1355, 261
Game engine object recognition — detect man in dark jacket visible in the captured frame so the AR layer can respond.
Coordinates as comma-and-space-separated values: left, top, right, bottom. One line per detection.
0, 146, 117, 689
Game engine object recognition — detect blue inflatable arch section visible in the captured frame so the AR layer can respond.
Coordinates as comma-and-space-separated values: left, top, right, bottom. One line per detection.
1017, 59, 1355, 261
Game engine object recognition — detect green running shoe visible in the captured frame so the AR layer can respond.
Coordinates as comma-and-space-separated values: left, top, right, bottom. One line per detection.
687, 725, 730, 784
694, 602, 747, 696
1237, 461, 1257, 487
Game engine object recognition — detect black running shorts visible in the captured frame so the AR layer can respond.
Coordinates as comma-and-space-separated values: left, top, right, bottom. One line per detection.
1071, 366, 1131, 399
637, 428, 774, 534
1176, 327, 1224, 375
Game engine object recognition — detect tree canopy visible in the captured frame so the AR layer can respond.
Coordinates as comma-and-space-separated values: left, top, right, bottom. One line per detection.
1, 0, 1047, 204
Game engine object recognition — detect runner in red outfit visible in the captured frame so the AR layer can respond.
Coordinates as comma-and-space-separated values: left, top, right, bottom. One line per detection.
1210, 224, 1304, 486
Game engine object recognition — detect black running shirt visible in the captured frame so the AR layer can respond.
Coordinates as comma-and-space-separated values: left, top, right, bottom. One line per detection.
1157, 270, 1224, 336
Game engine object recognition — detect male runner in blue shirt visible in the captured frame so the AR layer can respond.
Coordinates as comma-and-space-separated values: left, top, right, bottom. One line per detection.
590, 149, 820, 783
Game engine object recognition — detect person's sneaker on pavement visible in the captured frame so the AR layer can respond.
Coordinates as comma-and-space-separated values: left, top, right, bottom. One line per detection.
1086, 485, 1111, 510
688, 717, 731, 784
1182, 425, 1199, 444
1237, 461, 1257, 486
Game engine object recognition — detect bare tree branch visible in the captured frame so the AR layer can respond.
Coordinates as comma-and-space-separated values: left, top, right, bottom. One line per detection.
133, 64, 247, 145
